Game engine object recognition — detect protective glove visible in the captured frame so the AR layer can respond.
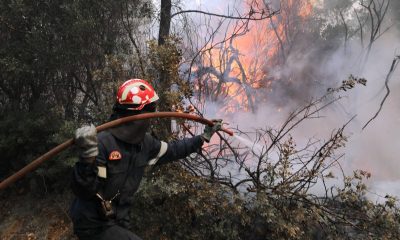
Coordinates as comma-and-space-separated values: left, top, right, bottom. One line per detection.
74, 124, 99, 161
201, 119, 223, 143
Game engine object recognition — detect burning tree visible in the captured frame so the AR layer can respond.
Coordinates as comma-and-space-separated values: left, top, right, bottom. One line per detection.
184, 0, 396, 110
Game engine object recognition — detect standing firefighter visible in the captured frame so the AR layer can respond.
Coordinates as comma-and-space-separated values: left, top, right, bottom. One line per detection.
70, 79, 221, 240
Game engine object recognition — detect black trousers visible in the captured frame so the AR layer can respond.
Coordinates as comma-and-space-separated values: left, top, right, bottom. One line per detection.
77, 225, 142, 240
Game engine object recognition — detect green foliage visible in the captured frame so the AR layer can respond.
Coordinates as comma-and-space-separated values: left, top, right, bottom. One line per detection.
0, 0, 147, 119
147, 37, 193, 139
130, 164, 245, 240
128, 164, 400, 240
33, 119, 79, 194
0, 102, 80, 193
332, 170, 400, 239
0, 0, 150, 188
0, 103, 61, 175
83, 54, 127, 124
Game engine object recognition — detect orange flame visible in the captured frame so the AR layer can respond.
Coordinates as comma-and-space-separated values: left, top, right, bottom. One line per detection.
195, 0, 315, 114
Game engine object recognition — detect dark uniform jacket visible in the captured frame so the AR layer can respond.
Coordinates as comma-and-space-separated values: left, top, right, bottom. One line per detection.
70, 131, 203, 236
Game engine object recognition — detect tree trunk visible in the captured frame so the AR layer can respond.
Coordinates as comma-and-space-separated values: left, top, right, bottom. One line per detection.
157, 0, 173, 139
158, 0, 172, 46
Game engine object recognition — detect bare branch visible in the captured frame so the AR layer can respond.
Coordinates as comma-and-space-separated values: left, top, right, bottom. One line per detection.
362, 56, 400, 130
171, 9, 278, 21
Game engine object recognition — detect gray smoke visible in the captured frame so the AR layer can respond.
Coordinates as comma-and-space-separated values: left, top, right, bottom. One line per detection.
181, 0, 400, 199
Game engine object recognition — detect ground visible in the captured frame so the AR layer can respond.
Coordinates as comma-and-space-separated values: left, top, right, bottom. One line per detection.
0, 190, 76, 240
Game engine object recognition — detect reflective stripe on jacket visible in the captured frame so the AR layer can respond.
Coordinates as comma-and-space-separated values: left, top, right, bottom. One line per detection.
70, 131, 203, 233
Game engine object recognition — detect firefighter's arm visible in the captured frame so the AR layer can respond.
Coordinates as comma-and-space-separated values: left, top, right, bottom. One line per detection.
145, 135, 204, 166
145, 120, 222, 166
71, 125, 105, 199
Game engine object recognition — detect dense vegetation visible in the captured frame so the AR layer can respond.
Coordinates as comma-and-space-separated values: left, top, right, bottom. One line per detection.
1, 0, 399, 239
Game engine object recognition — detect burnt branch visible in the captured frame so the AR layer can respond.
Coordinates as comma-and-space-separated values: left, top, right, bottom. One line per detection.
171, 2, 278, 21
362, 56, 400, 130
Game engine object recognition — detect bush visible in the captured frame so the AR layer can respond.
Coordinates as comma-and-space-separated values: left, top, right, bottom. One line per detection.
130, 164, 245, 240
128, 164, 400, 240
0, 103, 78, 194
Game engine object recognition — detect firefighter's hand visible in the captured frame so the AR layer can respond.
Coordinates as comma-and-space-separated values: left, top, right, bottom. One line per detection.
201, 119, 222, 143
74, 124, 98, 161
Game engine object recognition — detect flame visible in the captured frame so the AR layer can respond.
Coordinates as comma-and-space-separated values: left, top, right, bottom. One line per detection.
194, 0, 315, 114
299, 0, 317, 18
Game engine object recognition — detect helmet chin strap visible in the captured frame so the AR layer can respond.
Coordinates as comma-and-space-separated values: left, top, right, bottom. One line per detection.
108, 119, 150, 144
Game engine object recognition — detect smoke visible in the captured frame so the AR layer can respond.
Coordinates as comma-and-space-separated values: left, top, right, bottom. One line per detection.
253, 6, 400, 198
182, 0, 400, 199
288, 30, 400, 199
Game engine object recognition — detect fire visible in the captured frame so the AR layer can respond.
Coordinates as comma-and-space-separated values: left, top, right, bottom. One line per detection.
299, 0, 315, 18
193, 0, 315, 114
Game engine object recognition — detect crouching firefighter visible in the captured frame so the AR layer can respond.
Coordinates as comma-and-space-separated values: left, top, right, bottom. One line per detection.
70, 79, 222, 240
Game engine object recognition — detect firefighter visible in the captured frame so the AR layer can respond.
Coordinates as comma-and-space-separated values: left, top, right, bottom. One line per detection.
69, 79, 221, 240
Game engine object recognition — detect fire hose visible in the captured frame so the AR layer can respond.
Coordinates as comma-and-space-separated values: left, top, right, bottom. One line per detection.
0, 112, 234, 190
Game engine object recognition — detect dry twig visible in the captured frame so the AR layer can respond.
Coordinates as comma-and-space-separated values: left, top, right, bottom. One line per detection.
362, 56, 400, 130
